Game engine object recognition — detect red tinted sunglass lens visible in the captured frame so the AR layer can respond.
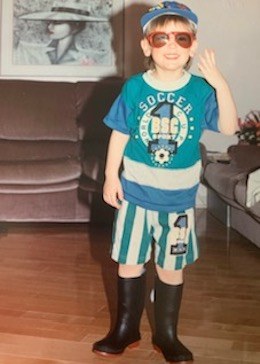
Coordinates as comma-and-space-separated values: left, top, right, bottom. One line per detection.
147, 32, 194, 49
149, 32, 168, 48
175, 33, 193, 48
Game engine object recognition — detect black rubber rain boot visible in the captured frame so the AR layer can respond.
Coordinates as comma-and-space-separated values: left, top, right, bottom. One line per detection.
152, 277, 193, 363
93, 273, 146, 356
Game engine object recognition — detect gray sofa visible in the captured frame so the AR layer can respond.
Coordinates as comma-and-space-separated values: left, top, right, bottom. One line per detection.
201, 144, 260, 247
0, 78, 122, 223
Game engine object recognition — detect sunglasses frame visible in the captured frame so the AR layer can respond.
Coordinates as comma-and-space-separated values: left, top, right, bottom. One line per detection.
146, 31, 195, 49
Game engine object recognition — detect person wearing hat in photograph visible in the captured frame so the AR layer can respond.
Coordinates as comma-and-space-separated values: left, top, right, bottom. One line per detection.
92, 1, 238, 362
15, 0, 107, 65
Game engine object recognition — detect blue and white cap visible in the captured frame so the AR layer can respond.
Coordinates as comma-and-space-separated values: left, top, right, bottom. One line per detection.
141, 1, 198, 32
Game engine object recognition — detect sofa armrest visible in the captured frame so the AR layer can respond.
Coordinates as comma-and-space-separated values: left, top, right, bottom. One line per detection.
200, 142, 209, 169
228, 144, 260, 171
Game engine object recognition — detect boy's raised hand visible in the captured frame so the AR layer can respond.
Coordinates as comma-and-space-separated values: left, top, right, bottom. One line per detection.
103, 176, 124, 209
198, 48, 238, 135
198, 49, 226, 89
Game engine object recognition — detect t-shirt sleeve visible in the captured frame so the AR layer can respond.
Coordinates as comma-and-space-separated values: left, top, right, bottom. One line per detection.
103, 84, 132, 135
202, 90, 219, 132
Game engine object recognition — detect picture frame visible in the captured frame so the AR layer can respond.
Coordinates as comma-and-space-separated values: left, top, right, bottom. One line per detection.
0, 0, 124, 80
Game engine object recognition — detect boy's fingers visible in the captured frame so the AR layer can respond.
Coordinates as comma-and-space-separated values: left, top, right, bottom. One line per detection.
199, 49, 216, 69
117, 187, 124, 202
103, 191, 122, 209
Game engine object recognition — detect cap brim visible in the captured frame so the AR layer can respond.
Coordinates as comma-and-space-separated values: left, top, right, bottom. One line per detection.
20, 12, 107, 22
141, 8, 198, 32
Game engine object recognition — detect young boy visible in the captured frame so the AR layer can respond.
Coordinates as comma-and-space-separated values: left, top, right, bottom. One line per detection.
93, 1, 237, 362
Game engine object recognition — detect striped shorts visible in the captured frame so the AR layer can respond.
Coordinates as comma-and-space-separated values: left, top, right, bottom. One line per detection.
111, 200, 199, 270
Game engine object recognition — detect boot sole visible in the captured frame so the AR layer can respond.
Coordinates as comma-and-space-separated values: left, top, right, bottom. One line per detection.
153, 344, 194, 363
93, 340, 140, 357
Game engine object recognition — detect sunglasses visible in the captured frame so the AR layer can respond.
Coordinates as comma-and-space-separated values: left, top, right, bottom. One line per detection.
147, 31, 195, 49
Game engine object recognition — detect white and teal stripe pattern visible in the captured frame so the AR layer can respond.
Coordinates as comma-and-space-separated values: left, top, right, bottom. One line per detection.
121, 156, 201, 212
112, 200, 199, 270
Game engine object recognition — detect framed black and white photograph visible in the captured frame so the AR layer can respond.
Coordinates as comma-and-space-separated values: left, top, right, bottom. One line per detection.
0, 0, 124, 79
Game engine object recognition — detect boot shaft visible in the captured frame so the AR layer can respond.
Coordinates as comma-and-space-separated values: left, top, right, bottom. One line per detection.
154, 277, 183, 340
93, 273, 146, 356
152, 277, 193, 362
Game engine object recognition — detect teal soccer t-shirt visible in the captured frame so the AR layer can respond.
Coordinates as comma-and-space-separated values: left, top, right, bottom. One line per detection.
104, 71, 219, 212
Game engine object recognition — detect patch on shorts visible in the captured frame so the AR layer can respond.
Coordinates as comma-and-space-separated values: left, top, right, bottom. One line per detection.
170, 214, 188, 255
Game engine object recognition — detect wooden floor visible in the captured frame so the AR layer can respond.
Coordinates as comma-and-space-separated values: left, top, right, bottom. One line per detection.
0, 209, 259, 364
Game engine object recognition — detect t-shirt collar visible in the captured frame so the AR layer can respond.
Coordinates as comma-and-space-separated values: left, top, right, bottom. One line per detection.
143, 69, 191, 91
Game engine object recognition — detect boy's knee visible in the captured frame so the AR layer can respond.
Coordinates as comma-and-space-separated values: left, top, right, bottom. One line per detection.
156, 265, 183, 285
118, 264, 145, 278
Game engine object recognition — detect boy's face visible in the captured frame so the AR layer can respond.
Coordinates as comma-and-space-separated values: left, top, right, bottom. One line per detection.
141, 20, 197, 76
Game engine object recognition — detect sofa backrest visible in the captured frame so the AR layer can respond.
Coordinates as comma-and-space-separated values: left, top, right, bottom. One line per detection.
76, 78, 123, 143
0, 80, 78, 141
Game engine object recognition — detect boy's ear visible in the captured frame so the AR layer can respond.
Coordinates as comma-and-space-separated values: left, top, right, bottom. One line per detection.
140, 38, 152, 57
190, 38, 198, 58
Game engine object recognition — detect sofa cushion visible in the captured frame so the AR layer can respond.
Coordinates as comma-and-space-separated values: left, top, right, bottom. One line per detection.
249, 201, 260, 222
234, 178, 247, 207
234, 182, 260, 222
0, 189, 90, 221
0, 180, 78, 194
246, 169, 260, 207
0, 140, 80, 161
232, 168, 260, 215
0, 158, 81, 188
0, 80, 78, 141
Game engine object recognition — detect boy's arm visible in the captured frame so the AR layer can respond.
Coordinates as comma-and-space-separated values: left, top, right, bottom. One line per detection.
198, 49, 238, 135
103, 130, 130, 209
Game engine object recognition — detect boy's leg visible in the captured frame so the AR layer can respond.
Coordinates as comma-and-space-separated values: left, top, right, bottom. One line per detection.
156, 265, 183, 285
151, 208, 197, 362
93, 264, 146, 356
152, 268, 193, 362
118, 263, 145, 278
93, 201, 151, 356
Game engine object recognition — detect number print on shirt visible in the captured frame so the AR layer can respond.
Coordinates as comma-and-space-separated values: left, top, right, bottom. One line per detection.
139, 99, 194, 167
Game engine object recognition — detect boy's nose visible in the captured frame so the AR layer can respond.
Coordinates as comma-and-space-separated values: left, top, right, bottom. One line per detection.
168, 34, 178, 47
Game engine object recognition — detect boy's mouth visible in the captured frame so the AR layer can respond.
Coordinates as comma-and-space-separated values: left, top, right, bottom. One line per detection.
165, 54, 179, 60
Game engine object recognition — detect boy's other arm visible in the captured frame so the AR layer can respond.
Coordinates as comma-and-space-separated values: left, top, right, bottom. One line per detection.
198, 49, 238, 135
103, 130, 130, 209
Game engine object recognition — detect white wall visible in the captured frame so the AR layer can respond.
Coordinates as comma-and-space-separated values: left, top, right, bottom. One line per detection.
124, 0, 260, 152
